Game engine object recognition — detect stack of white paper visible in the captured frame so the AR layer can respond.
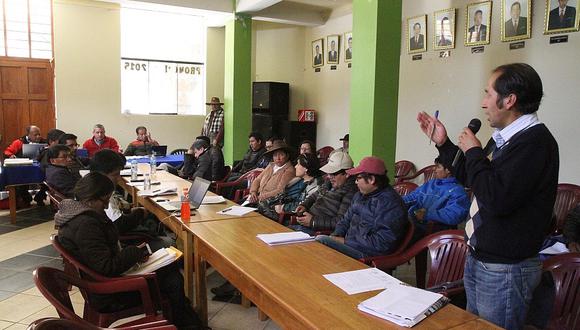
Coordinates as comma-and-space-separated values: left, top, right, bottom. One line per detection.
138, 187, 177, 197
358, 285, 448, 327
202, 195, 227, 204
217, 206, 256, 216
323, 268, 402, 295
3, 159, 33, 166
123, 247, 182, 275
256, 232, 314, 246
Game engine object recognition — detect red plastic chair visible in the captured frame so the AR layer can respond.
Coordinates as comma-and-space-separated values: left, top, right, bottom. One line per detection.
398, 165, 437, 185
33, 267, 175, 329
543, 253, 580, 330
43, 181, 66, 212
392, 182, 418, 196
316, 146, 334, 166
51, 235, 170, 327
209, 165, 231, 192
394, 160, 416, 183
214, 168, 264, 198
359, 219, 415, 266
371, 230, 468, 296
552, 183, 580, 234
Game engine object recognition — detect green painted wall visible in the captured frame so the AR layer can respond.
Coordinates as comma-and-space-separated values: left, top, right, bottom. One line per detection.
350, 0, 401, 179
223, 15, 252, 164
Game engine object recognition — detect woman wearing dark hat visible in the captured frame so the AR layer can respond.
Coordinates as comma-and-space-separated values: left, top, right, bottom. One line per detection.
247, 140, 296, 204
259, 153, 325, 221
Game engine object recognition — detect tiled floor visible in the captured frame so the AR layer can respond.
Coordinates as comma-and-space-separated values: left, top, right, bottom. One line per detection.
0, 202, 422, 329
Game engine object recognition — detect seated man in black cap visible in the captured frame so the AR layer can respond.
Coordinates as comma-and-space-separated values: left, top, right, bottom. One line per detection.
403, 156, 470, 243
330, 133, 349, 156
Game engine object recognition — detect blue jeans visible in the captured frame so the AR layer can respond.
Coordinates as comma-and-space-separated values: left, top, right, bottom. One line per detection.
315, 235, 365, 259
464, 253, 542, 330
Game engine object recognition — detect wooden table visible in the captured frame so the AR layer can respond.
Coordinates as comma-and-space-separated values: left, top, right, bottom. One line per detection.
449, 318, 502, 329
187, 216, 478, 329
120, 169, 259, 300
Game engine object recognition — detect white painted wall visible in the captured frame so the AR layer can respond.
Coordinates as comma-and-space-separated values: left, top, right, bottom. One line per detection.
53, 0, 224, 152
397, 0, 580, 183
252, 21, 306, 118
302, 13, 352, 150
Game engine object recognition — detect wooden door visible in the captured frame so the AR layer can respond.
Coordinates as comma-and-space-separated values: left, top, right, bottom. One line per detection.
0, 57, 55, 154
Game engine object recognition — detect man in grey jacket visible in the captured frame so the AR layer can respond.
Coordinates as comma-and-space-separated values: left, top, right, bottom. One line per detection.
292, 151, 358, 235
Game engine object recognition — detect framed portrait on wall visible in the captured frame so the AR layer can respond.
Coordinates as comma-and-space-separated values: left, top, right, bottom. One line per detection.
502, 0, 532, 41
544, 0, 579, 34
433, 8, 456, 50
312, 38, 324, 68
327, 34, 340, 64
465, 1, 492, 46
407, 14, 427, 54
344, 32, 352, 62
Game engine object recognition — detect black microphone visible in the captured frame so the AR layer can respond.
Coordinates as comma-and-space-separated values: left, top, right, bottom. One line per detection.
452, 118, 482, 167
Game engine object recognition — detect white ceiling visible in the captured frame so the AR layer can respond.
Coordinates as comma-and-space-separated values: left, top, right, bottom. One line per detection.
98, 0, 352, 26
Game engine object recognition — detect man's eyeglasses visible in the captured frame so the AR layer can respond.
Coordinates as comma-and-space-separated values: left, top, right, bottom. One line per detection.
66, 143, 79, 148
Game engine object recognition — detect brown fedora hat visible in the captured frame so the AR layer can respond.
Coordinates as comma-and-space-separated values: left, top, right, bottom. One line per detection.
264, 140, 293, 156
206, 96, 224, 105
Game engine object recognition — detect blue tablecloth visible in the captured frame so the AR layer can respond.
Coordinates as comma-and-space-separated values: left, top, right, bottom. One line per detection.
127, 155, 184, 167
0, 163, 45, 190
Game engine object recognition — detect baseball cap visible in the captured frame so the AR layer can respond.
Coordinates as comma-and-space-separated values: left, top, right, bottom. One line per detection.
339, 134, 349, 141
346, 156, 386, 176
320, 151, 354, 174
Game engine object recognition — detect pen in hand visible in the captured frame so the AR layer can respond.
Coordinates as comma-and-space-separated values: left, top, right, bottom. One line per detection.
429, 110, 439, 145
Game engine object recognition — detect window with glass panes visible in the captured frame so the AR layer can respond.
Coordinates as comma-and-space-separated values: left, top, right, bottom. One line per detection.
0, 0, 53, 59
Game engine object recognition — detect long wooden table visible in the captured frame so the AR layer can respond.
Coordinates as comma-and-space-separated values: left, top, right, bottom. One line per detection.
119, 167, 259, 299
187, 216, 479, 329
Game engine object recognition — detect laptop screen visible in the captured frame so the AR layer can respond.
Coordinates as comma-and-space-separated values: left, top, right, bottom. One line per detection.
152, 145, 167, 156
22, 144, 48, 159
188, 177, 211, 209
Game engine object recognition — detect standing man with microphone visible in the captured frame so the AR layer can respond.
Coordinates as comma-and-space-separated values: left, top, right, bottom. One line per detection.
416, 63, 559, 330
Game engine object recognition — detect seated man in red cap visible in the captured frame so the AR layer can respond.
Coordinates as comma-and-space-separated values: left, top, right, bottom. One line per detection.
315, 156, 408, 259
201, 96, 224, 148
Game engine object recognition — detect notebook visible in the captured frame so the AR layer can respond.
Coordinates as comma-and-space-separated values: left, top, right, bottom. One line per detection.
158, 177, 211, 211
22, 143, 47, 159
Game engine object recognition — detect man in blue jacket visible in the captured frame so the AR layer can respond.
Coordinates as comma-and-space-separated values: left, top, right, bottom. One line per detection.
316, 156, 408, 259
403, 155, 470, 243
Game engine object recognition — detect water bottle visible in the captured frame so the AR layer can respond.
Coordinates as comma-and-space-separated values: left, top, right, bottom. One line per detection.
143, 173, 151, 191
130, 160, 138, 181
180, 187, 191, 222
149, 152, 157, 180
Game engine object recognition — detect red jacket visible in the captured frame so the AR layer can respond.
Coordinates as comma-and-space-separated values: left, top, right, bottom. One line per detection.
82, 136, 120, 157
4, 137, 26, 158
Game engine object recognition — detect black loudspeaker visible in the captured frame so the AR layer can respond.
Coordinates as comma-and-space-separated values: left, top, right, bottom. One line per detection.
281, 121, 317, 151
252, 82, 289, 117
252, 113, 286, 141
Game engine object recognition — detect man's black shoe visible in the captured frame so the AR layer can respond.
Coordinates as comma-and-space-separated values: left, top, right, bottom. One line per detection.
210, 281, 236, 296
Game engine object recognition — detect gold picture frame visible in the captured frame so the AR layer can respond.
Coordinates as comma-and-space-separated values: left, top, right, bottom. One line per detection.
465, 1, 493, 46
312, 38, 324, 68
407, 14, 427, 54
433, 8, 456, 50
501, 0, 532, 41
344, 31, 352, 63
544, 0, 580, 34
327, 34, 340, 65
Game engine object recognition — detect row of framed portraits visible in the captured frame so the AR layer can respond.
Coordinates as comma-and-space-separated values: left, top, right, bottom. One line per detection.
311, 32, 352, 68
407, 0, 580, 54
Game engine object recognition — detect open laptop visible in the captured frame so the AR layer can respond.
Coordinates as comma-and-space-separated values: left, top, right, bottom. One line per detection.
151, 145, 167, 156
22, 143, 48, 159
160, 177, 211, 212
